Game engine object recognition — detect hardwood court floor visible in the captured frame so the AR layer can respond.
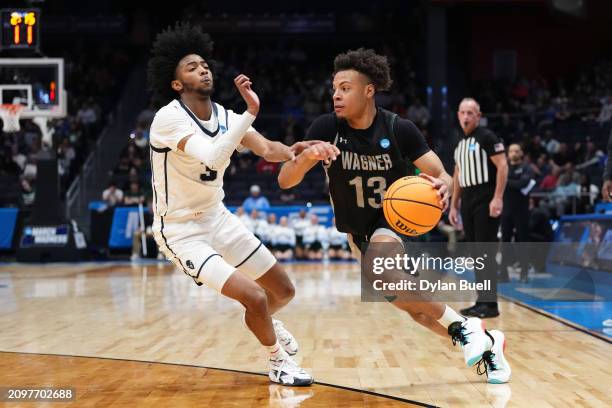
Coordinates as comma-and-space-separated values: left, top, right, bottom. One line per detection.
0, 262, 610, 407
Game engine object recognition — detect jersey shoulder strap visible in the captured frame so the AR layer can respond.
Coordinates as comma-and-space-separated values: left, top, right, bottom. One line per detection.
379, 107, 398, 138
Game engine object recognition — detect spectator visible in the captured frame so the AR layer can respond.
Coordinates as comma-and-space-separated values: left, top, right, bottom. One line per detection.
248, 209, 267, 241
235, 206, 251, 228
302, 214, 328, 260
242, 185, 270, 212
291, 209, 310, 260
539, 166, 561, 191
327, 217, 350, 260
271, 216, 296, 261
596, 96, 612, 125
102, 181, 124, 207
406, 98, 430, 129
123, 181, 145, 206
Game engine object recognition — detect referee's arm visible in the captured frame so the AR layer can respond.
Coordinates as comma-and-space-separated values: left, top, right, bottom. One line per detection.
489, 154, 508, 218
449, 165, 462, 227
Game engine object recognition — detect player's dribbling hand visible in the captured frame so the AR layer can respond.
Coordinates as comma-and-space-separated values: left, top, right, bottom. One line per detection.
234, 74, 259, 116
418, 173, 449, 211
303, 142, 340, 163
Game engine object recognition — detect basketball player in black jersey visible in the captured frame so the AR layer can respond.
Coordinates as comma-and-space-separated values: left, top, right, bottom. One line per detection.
278, 49, 511, 383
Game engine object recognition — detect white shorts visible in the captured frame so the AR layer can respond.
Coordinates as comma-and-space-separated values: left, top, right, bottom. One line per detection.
152, 204, 276, 292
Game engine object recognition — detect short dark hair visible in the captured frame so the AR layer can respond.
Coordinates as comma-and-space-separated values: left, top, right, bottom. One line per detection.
147, 22, 214, 106
333, 48, 392, 91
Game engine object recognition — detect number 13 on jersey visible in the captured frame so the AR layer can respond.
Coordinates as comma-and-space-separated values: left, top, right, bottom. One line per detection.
348, 176, 386, 208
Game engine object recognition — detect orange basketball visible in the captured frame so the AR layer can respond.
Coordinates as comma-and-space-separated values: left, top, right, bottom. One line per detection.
383, 176, 443, 236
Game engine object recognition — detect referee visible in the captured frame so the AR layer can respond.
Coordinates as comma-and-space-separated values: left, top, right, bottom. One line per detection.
449, 98, 508, 318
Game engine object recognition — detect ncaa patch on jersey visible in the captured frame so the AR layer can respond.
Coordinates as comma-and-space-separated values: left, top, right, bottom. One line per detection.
380, 138, 390, 149
494, 143, 505, 152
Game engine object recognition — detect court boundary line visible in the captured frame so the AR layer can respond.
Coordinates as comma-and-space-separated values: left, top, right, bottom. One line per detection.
500, 294, 612, 344
0, 350, 437, 407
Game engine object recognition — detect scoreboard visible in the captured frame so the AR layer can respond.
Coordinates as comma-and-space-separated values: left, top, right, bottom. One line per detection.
0, 9, 40, 51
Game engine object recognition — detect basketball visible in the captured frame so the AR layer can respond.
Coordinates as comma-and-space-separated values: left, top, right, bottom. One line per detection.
383, 176, 443, 236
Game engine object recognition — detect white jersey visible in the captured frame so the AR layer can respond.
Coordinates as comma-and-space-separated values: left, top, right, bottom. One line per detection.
292, 217, 310, 237
327, 226, 348, 246
149, 99, 254, 220
303, 224, 328, 245
272, 225, 296, 246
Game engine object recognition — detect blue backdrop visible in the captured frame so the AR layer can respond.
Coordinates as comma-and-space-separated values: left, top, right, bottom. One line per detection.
106, 205, 334, 249
0, 208, 18, 249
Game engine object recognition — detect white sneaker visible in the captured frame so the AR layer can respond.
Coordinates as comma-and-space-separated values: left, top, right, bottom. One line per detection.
269, 355, 314, 386
478, 329, 511, 384
273, 319, 299, 356
130, 253, 140, 262
448, 317, 492, 367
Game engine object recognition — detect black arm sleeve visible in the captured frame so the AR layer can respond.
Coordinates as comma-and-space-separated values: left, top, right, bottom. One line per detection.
482, 129, 505, 157
304, 113, 338, 143
394, 118, 431, 162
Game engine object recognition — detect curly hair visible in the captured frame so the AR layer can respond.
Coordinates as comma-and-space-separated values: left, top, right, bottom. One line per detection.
333, 48, 392, 91
147, 22, 214, 106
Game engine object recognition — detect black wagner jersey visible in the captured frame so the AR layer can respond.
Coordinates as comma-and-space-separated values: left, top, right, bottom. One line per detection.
305, 108, 431, 236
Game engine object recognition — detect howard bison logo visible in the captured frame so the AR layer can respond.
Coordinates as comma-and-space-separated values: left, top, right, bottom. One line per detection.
394, 220, 418, 235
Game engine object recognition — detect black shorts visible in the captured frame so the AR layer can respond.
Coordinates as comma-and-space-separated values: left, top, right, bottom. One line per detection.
329, 244, 346, 251
306, 241, 322, 251
275, 244, 293, 252
295, 235, 304, 248
349, 215, 416, 257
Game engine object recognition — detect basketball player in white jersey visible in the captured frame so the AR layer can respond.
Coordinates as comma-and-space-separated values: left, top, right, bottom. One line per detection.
146, 23, 328, 386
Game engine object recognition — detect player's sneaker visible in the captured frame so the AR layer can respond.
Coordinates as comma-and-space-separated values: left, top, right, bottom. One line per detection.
269, 355, 314, 386
448, 317, 492, 367
273, 319, 299, 356
477, 329, 511, 384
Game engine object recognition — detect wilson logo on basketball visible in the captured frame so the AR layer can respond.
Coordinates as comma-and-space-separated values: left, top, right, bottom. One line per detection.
394, 220, 418, 235
383, 176, 443, 236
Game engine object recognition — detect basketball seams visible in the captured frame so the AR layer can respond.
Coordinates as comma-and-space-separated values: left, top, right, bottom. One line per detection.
383, 176, 442, 236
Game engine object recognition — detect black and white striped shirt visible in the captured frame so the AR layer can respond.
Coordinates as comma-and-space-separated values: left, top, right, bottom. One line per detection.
454, 127, 505, 189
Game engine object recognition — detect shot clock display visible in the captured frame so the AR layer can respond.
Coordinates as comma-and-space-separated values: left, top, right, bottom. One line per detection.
1, 9, 40, 51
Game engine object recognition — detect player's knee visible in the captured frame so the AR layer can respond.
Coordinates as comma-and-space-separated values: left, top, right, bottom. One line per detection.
279, 280, 295, 303
244, 287, 268, 313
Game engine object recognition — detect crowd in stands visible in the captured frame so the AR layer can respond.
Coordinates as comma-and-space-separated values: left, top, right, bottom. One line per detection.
474, 58, 612, 217
0, 42, 132, 210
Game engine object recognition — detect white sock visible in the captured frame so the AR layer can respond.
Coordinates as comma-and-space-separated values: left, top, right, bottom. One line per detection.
267, 340, 287, 360
437, 305, 465, 328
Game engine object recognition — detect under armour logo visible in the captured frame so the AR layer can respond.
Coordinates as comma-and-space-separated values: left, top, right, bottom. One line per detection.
186, 260, 195, 269
339, 137, 348, 144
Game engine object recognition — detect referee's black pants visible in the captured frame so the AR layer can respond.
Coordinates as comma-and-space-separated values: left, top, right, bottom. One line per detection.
461, 188, 499, 306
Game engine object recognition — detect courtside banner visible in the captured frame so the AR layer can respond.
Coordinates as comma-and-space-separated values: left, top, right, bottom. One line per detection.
360, 242, 612, 303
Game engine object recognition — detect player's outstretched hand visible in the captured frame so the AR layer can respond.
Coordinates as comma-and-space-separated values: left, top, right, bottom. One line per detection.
302, 142, 340, 163
418, 173, 449, 211
234, 74, 259, 116
289, 140, 324, 158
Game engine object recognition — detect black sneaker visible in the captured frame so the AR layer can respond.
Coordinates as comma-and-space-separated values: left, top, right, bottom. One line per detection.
461, 304, 500, 319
